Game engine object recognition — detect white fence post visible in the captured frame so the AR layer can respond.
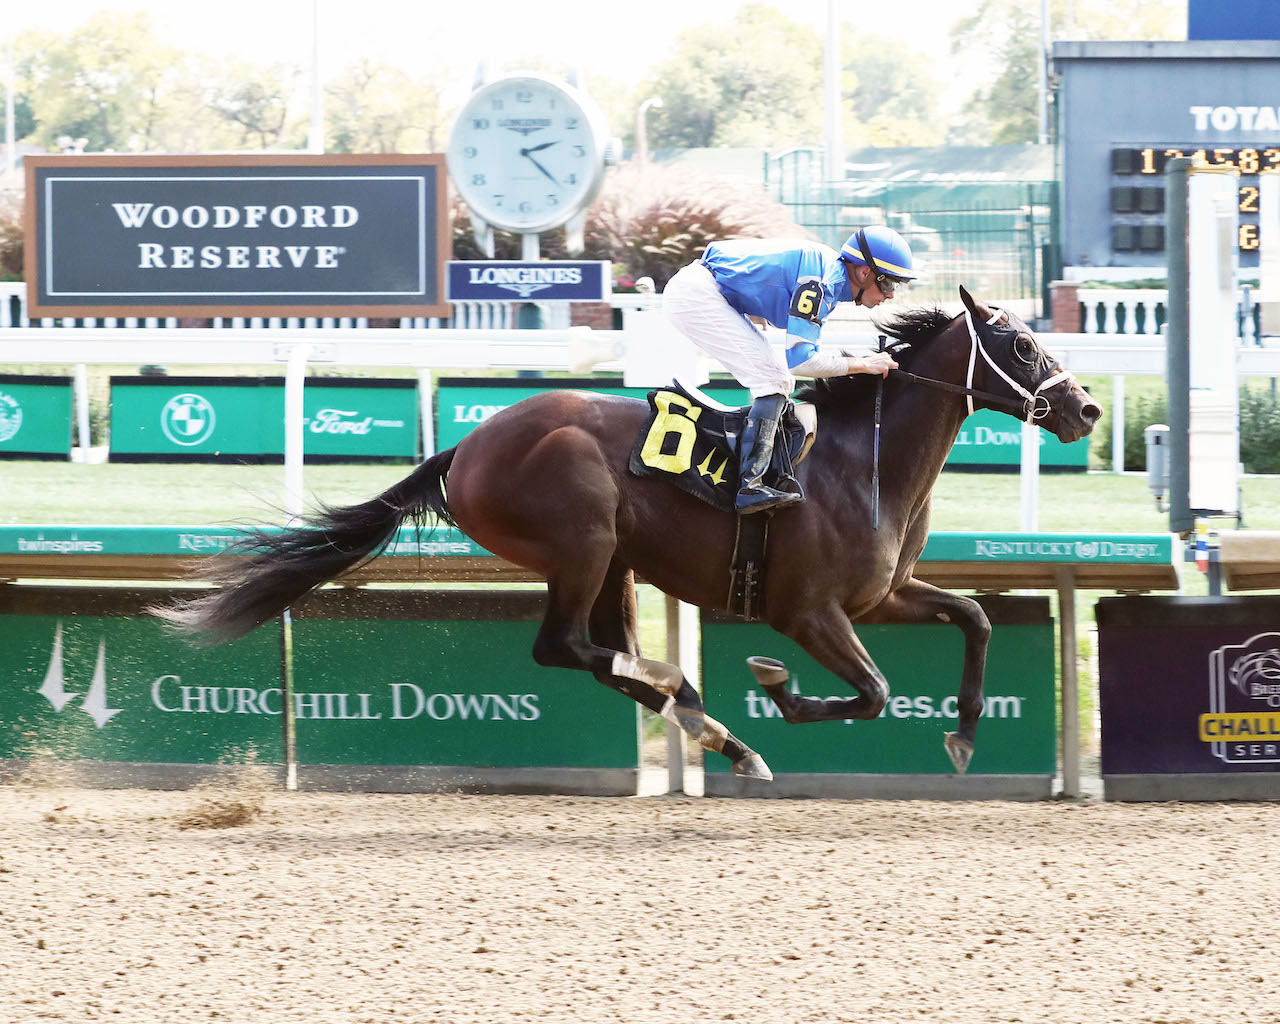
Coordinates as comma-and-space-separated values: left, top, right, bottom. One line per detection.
284, 344, 311, 524
1112, 374, 1126, 472
73, 363, 91, 461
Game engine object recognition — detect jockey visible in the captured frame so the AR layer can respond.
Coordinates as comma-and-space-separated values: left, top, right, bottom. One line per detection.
662, 225, 917, 513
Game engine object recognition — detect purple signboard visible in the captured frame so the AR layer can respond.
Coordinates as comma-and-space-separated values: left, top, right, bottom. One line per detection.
1098, 597, 1280, 786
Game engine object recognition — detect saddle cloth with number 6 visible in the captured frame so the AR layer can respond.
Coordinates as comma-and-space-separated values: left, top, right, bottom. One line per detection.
627, 380, 816, 513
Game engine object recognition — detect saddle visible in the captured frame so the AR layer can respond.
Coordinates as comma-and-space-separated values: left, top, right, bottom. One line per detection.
628, 381, 817, 619
628, 381, 815, 514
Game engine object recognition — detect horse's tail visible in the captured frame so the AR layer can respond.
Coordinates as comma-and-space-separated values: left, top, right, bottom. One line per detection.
153, 447, 459, 644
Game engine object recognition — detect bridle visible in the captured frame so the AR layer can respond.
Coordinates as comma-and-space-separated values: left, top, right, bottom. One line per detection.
890, 307, 1075, 423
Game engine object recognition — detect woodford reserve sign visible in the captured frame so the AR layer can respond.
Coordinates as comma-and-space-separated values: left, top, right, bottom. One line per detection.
23, 154, 450, 318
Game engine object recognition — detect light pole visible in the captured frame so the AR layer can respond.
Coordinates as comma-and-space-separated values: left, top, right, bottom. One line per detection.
5, 32, 14, 183
634, 96, 663, 166
308, 0, 324, 154
1038, 0, 1050, 145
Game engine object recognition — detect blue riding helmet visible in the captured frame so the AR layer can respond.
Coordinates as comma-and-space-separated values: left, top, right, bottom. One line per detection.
840, 225, 917, 282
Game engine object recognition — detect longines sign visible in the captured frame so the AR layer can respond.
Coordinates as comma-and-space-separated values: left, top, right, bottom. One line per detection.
24, 154, 451, 318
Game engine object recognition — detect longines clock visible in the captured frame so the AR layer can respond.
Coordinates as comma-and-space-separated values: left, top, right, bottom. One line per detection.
447, 73, 612, 244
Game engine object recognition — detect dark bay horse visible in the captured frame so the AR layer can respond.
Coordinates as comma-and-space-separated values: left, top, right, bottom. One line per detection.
158, 287, 1101, 781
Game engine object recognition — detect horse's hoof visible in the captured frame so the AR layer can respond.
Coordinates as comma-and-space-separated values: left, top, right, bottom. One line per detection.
732, 752, 773, 782
944, 732, 974, 775
746, 656, 789, 687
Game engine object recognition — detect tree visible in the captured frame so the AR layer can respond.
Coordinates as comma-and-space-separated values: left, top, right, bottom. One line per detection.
15, 12, 193, 151
640, 3, 823, 150
841, 32, 944, 147
208, 63, 305, 150
326, 60, 449, 153
949, 0, 1183, 145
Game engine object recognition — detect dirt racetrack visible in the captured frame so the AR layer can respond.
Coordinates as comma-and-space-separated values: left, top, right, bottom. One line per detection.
1, 784, 1278, 1024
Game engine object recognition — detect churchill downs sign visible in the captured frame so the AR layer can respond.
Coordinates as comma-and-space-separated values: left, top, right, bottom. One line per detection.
23, 154, 450, 317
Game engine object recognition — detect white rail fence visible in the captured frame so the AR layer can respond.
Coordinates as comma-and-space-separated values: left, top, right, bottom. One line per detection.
3, 282, 1279, 475
1076, 286, 1263, 342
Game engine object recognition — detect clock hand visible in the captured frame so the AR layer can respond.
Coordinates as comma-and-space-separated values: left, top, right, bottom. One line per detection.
522, 151, 561, 187
523, 140, 560, 154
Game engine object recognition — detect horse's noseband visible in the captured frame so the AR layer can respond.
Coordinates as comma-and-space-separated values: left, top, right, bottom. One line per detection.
964, 309, 1074, 423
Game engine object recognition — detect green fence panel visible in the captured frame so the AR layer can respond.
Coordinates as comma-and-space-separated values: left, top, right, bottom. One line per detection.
0, 374, 74, 458
438, 379, 1085, 471
701, 597, 1056, 778
948, 408, 1089, 469
289, 590, 639, 771
436, 377, 752, 450
110, 376, 418, 460
0, 588, 283, 767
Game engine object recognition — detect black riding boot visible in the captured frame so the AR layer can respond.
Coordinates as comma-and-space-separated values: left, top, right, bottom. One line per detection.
736, 394, 803, 514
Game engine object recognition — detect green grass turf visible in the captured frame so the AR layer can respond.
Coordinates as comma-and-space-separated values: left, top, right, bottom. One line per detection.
6, 458, 1280, 532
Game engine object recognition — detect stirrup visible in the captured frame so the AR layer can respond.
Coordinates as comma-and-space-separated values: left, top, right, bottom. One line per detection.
735, 483, 803, 514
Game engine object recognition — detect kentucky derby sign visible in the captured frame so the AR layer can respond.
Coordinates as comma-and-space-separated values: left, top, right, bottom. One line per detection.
447, 261, 610, 302
24, 154, 450, 318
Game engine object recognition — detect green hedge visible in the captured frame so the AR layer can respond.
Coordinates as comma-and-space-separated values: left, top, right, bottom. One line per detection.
1120, 385, 1280, 474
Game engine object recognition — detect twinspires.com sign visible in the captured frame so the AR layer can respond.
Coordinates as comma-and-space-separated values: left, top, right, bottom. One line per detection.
24, 154, 451, 318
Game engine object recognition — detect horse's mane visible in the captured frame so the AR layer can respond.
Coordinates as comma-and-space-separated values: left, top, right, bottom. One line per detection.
795, 306, 957, 409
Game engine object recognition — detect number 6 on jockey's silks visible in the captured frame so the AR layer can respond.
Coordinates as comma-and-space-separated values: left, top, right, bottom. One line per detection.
639, 390, 703, 474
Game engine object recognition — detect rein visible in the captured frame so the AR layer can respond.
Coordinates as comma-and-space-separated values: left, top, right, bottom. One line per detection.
890, 367, 1029, 415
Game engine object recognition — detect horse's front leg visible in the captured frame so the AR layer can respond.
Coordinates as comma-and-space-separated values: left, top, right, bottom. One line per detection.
855, 577, 991, 773
753, 602, 891, 723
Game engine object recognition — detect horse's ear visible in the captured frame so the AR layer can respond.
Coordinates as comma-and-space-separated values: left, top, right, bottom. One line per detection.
958, 285, 990, 321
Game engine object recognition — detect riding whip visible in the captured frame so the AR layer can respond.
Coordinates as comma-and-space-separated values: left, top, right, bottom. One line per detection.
872, 335, 886, 530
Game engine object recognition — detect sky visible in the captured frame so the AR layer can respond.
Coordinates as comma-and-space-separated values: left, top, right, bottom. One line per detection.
5, 0, 967, 107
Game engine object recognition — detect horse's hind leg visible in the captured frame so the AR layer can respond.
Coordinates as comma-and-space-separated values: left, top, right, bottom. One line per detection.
537, 559, 771, 780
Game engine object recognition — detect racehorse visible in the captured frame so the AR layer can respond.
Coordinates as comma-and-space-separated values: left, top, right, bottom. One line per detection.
156, 287, 1101, 781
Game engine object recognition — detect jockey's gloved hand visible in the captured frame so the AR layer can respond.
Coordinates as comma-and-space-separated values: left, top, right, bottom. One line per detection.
848, 352, 898, 378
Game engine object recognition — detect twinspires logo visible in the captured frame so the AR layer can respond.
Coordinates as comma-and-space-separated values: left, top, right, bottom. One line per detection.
0, 390, 22, 443
161, 393, 216, 446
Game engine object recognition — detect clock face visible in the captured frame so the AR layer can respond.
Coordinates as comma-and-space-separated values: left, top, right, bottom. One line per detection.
447, 75, 604, 233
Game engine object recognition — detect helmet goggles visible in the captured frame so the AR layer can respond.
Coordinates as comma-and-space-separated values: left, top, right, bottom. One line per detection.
854, 229, 908, 297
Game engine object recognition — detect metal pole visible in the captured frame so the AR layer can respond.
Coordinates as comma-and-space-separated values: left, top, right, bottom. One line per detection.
284, 343, 311, 522
308, 0, 324, 154
1166, 157, 1192, 534
663, 595, 687, 794
280, 611, 298, 791
1111, 374, 1125, 472
5, 33, 15, 182
1038, 0, 1050, 145
1020, 419, 1040, 531
74, 363, 90, 463
418, 368, 434, 458
1056, 566, 1080, 798
634, 97, 662, 167
280, 342, 310, 793
824, 0, 843, 182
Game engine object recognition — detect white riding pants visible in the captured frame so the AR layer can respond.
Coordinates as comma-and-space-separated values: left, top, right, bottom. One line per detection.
662, 262, 794, 398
